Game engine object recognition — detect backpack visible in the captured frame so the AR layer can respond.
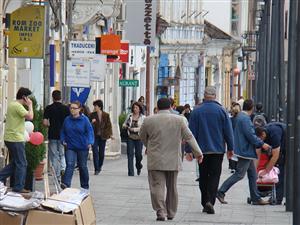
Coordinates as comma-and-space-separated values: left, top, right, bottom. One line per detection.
253, 114, 267, 128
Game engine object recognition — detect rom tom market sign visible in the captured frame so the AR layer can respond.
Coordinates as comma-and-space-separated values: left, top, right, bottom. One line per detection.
119, 80, 139, 87
69, 41, 96, 58
9, 5, 45, 58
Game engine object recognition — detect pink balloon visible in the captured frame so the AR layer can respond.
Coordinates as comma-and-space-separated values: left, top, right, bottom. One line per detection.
29, 132, 44, 145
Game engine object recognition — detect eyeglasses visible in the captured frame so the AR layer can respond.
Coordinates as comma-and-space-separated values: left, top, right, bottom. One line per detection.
70, 107, 80, 110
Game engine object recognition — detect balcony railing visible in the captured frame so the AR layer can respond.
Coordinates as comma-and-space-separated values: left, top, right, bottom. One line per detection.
242, 31, 257, 52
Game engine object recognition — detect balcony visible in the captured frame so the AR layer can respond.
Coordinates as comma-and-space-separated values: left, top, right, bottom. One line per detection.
242, 31, 257, 52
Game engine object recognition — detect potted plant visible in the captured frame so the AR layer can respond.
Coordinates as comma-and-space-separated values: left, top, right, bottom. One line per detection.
24, 97, 47, 190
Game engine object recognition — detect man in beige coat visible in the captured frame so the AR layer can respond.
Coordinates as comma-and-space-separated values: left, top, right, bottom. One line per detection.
139, 98, 203, 221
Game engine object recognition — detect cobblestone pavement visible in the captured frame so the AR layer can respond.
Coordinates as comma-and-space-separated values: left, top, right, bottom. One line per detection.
65, 154, 292, 225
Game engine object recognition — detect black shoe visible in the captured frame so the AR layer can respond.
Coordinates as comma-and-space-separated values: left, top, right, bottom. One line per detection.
203, 202, 215, 214
167, 217, 173, 220
60, 183, 68, 190
216, 192, 228, 204
195, 178, 200, 182
156, 216, 165, 221
137, 169, 141, 176
94, 170, 100, 175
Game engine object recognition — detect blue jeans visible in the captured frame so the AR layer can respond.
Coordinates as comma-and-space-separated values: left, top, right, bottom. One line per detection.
92, 136, 107, 172
48, 139, 66, 180
0, 142, 27, 192
218, 157, 261, 202
63, 149, 89, 189
127, 139, 143, 176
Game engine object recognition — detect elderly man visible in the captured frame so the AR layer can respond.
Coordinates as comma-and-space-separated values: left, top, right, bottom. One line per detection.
140, 98, 203, 221
188, 86, 234, 214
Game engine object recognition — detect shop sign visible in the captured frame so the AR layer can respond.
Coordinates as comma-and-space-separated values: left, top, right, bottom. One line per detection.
107, 42, 129, 63
100, 34, 121, 55
69, 40, 96, 58
119, 79, 139, 87
9, 5, 45, 58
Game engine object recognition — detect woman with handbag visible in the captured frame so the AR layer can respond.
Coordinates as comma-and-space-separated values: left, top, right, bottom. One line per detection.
123, 102, 145, 176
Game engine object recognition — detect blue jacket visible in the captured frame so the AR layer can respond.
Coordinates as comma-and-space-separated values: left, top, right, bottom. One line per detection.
61, 114, 94, 151
234, 111, 264, 159
189, 100, 234, 154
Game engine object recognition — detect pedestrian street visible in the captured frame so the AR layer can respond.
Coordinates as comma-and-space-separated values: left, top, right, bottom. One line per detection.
69, 155, 292, 225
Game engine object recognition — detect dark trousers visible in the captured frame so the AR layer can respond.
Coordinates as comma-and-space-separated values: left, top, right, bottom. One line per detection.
127, 138, 143, 176
276, 163, 284, 202
0, 142, 27, 192
198, 154, 224, 207
92, 136, 107, 172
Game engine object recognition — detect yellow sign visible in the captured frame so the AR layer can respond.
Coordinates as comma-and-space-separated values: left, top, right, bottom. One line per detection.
9, 5, 45, 58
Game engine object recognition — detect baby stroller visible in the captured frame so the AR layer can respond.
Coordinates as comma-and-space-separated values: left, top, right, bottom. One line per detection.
247, 149, 279, 205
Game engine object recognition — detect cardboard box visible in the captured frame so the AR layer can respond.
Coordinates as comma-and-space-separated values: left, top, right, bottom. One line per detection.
0, 210, 25, 225
25, 196, 96, 225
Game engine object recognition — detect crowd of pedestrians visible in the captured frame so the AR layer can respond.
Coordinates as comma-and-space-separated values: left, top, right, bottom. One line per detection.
0, 86, 286, 222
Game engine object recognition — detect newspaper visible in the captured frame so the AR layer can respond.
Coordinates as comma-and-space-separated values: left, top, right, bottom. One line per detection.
0, 191, 44, 211
42, 188, 89, 213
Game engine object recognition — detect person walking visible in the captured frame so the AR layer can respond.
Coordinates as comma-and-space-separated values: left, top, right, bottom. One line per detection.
138, 96, 147, 115
43, 90, 70, 182
255, 122, 286, 205
123, 102, 145, 176
217, 99, 270, 205
89, 100, 113, 175
139, 98, 203, 221
188, 86, 234, 214
60, 101, 94, 190
0, 87, 33, 192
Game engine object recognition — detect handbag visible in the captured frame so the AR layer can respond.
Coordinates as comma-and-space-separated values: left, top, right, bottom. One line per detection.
257, 167, 280, 183
120, 127, 128, 140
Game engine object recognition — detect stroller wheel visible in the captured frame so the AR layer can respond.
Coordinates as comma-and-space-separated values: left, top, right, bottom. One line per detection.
247, 197, 251, 204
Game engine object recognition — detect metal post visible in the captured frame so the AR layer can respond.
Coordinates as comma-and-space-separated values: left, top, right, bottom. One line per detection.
264, 0, 271, 117
286, 0, 298, 212
278, 0, 285, 122
146, 46, 150, 115
59, 0, 66, 101
43, 2, 50, 107
294, 0, 300, 223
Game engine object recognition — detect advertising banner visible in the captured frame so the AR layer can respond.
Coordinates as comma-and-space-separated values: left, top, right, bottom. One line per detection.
9, 5, 45, 58
90, 54, 106, 81
69, 40, 96, 58
100, 34, 121, 55
66, 59, 90, 87
107, 42, 129, 63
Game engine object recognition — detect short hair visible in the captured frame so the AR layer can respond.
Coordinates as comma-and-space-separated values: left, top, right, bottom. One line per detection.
16, 87, 32, 100
70, 101, 81, 108
157, 98, 171, 110
255, 126, 267, 137
256, 102, 263, 111
52, 90, 61, 101
131, 102, 143, 113
184, 104, 190, 109
93, 99, 103, 110
243, 99, 254, 111
204, 86, 216, 96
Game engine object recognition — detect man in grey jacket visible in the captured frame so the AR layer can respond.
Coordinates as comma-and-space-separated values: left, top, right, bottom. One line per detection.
140, 98, 203, 221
